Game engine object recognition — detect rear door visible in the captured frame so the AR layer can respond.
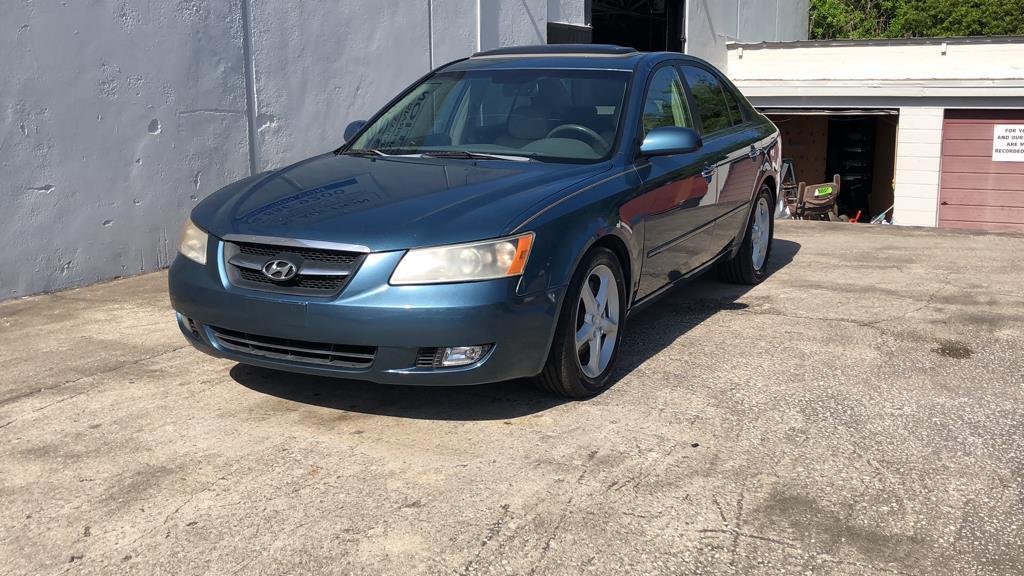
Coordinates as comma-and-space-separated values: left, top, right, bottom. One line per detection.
679, 65, 763, 252
634, 64, 720, 300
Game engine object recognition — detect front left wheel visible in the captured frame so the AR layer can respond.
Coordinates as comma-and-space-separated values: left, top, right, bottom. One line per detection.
535, 247, 626, 399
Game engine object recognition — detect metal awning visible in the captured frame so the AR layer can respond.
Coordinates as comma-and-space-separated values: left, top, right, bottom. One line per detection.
759, 108, 899, 116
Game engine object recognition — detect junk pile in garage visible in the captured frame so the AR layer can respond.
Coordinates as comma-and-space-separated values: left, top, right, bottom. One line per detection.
772, 112, 898, 225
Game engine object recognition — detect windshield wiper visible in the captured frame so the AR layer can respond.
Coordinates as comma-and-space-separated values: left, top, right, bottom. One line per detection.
339, 148, 392, 157
340, 148, 537, 162
419, 150, 534, 162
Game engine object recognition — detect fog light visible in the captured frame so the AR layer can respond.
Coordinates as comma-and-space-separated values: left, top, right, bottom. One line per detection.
441, 345, 491, 367
177, 312, 200, 336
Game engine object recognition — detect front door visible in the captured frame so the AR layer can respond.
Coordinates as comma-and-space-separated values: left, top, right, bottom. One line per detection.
635, 64, 720, 300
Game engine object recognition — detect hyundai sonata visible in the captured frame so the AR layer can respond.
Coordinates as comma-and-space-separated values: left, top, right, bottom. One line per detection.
169, 44, 781, 398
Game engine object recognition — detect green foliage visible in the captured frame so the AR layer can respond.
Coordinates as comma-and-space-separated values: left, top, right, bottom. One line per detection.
809, 0, 1024, 39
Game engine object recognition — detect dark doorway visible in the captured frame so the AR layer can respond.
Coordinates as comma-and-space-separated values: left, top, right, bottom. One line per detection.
548, 22, 593, 44
591, 0, 684, 52
826, 116, 876, 218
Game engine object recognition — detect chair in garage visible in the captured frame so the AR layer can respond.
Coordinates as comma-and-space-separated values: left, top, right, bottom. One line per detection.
793, 174, 841, 220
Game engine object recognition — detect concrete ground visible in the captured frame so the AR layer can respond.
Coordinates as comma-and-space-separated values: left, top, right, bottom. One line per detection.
2, 220, 1023, 576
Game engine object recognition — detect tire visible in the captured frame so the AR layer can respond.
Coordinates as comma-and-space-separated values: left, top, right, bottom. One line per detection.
535, 247, 626, 399
719, 185, 774, 285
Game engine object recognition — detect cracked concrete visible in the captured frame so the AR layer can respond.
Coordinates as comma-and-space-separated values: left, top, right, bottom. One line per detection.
1, 220, 1023, 575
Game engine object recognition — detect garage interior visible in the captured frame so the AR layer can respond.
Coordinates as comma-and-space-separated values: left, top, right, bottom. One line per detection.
765, 111, 898, 222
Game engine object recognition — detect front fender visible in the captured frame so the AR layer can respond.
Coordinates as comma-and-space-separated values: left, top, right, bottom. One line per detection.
512, 166, 645, 302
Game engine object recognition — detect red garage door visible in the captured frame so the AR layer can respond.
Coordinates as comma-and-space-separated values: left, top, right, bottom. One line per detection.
940, 110, 1024, 232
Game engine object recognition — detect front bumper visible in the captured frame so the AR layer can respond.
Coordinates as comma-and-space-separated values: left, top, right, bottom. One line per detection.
168, 246, 564, 386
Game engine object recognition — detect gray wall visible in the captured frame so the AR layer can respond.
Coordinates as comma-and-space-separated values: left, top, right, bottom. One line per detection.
1, 0, 583, 300
2, 1, 251, 300
1, 0, 800, 299
686, 0, 809, 69
547, 0, 588, 25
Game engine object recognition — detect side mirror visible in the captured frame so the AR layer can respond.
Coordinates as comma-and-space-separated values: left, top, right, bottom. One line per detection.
344, 120, 367, 142
639, 126, 702, 157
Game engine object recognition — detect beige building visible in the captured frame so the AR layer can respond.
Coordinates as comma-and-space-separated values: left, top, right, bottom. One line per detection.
726, 37, 1024, 231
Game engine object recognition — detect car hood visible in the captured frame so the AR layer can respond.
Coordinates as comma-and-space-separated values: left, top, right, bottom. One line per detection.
192, 153, 607, 251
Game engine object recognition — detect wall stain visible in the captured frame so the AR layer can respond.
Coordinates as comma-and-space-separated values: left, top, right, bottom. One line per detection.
127, 74, 144, 96
256, 112, 277, 133
114, 1, 140, 31
176, 0, 208, 24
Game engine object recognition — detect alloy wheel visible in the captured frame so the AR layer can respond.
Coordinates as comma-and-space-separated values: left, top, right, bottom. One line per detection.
751, 196, 771, 270
574, 264, 620, 378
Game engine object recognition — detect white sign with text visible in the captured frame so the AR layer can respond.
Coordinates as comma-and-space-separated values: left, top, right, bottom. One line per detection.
993, 124, 1024, 162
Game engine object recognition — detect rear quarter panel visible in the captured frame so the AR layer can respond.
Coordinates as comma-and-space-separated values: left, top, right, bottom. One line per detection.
723, 116, 781, 256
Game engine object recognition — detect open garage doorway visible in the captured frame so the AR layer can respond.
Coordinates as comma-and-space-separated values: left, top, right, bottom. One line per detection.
590, 0, 684, 52
764, 110, 898, 223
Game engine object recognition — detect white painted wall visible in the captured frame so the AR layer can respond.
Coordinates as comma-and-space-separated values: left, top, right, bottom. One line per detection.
727, 39, 1024, 99
1, 0, 566, 299
686, 0, 809, 69
893, 108, 944, 227
730, 39, 1024, 81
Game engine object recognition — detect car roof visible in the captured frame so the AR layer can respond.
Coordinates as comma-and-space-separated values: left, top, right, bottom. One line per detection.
443, 44, 704, 73
473, 44, 638, 57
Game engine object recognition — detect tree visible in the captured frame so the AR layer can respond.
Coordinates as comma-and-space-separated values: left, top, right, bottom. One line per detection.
809, 0, 1024, 39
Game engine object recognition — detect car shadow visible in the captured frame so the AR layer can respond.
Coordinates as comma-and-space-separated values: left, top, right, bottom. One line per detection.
230, 239, 801, 421
611, 238, 801, 383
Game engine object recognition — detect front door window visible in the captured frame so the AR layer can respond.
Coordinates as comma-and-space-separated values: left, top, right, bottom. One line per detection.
642, 66, 692, 136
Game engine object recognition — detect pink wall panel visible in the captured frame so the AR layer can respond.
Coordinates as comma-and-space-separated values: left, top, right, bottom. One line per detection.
941, 156, 1024, 175
941, 172, 1024, 191
939, 110, 1024, 232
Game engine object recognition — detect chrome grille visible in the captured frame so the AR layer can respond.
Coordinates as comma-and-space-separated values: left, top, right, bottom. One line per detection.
237, 267, 347, 292
224, 241, 364, 297
236, 242, 359, 265
211, 326, 375, 368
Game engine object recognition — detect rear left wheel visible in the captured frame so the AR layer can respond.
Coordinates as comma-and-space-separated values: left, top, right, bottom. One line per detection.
719, 184, 774, 285
535, 247, 626, 399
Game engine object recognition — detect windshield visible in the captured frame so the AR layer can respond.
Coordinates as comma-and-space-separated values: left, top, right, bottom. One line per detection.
349, 69, 631, 162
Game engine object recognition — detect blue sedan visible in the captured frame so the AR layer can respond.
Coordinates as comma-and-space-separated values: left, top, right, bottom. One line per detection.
169, 44, 781, 398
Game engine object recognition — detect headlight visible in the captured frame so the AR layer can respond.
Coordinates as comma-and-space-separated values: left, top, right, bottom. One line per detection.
390, 233, 534, 285
178, 217, 209, 265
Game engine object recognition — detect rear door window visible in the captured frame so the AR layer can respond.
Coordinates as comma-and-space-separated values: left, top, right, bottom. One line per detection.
680, 66, 740, 135
722, 84, 745, 126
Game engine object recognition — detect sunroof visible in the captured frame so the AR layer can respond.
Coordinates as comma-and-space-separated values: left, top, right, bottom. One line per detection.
472, 44, 638, 58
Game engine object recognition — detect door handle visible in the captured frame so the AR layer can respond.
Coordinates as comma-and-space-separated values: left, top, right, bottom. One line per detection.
749, 145, 760, 162
700, 165, 715, 182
